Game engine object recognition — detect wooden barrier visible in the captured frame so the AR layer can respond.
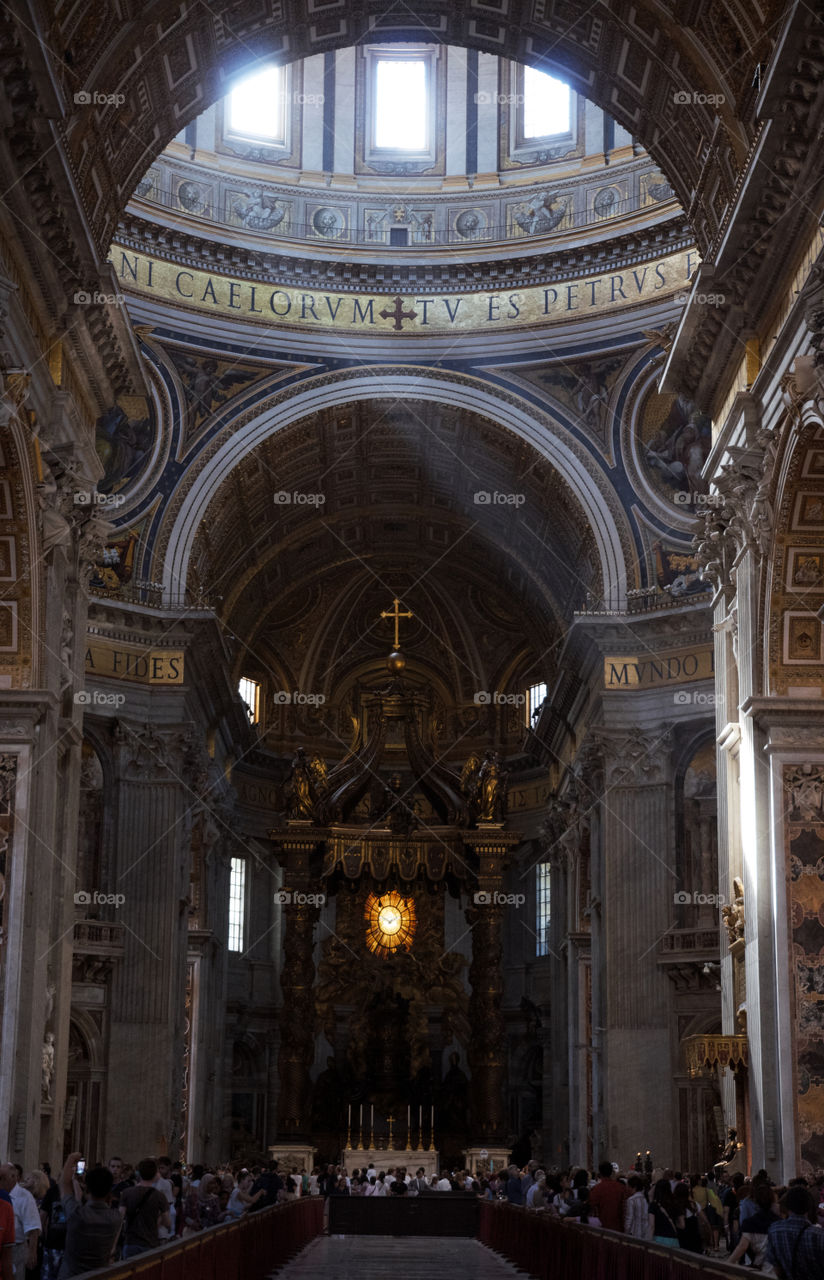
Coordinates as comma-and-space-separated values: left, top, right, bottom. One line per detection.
478, 1202, 753, 1280
329, 1191, 479, 1236
77, 1196, 324, 1280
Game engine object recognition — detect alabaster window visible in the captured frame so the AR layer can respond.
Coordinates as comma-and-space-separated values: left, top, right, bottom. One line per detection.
226, 64, 290, 150
536, 864, 551, 957
228, 857, 247, 952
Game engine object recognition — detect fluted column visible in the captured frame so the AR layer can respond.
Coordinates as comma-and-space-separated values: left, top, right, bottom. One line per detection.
464, 831, 518, 1143
597, 727, 676, 1164
105, 721, 197, 1157
276, 833, 321, 1139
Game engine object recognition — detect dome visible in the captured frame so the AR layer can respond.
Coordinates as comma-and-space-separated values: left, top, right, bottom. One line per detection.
127, 43, 679, 262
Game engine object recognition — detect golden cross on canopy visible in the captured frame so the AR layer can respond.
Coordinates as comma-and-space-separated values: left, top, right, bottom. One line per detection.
381, 596, 413, 648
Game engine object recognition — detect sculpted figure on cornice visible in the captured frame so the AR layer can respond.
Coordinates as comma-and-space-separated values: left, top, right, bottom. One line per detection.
694, 425, 779, 600
781, 269, 824, 429
540, 785, 588, 870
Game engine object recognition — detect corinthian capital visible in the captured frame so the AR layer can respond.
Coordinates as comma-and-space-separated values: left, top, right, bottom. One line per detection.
592, 725, 674, 787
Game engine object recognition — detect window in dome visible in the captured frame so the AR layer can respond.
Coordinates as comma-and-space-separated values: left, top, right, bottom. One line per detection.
522, 66, 571, 140
227, 65, 287, 145
374, 57, 428, 151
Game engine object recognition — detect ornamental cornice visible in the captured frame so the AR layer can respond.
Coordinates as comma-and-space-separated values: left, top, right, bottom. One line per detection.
662, 7, 824, 409
113, 214, 694, 297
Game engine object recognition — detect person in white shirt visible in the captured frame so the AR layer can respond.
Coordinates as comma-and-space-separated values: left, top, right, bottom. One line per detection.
526, 1175, 547, 1209
153, 1160, 174, 1240
366, 1165, 376, 1179
625, 1176, 652, 1239
9, 1166, 41, 1278
436, 1171, 452, 1191
309, 1171, 320, 1196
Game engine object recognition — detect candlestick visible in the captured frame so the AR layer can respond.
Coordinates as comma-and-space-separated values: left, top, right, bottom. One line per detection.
369, 1104, 374, 1151
417, 1104, 423, 1151
428, 1106, 435, 1152
387, 1115, 395, 1151
357, 1104, 364, 1150
405, 1104, 412, 1150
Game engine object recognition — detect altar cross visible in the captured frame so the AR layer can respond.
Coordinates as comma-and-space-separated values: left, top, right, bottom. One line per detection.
381, 596, 414, 648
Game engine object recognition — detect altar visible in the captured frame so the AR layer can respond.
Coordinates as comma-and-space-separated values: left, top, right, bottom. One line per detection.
343, 1148, 440, 1178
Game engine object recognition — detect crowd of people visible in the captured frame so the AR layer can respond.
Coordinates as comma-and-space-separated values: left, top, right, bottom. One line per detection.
477, 1159, 824, 1276
0, 1155, 310, 1279
3, 1152, 824, 1277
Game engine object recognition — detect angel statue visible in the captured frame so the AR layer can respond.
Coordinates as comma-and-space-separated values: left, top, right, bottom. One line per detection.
285, 747, 316, 820
721, 876, 745, 946
478, 751, 508, 823
459, 754, 482, 803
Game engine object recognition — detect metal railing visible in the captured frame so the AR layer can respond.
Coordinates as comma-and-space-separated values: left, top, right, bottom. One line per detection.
129, 184, 672, 249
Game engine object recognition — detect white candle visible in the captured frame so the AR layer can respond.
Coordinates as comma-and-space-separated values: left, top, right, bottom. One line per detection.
360, 1104, 363, 1130
348, 1104, 351, 1128
371, 1104, 374, 1129
431, 1105, 434, 1129
419, 1104, 422, 1129
407, 1104, 410, 1129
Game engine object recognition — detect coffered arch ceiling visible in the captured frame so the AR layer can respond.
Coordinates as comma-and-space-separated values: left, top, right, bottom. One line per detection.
187, 399, 599, 698
158, 372, 632, 607
25, 0, 780, 254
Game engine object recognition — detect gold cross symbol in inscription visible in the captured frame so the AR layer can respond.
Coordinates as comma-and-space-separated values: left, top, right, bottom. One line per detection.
379, 295, 418, 331
381, 597, 414, 648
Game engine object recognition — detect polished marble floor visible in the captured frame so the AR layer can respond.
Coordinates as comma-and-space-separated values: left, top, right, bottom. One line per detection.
271, 1234, 531, 1278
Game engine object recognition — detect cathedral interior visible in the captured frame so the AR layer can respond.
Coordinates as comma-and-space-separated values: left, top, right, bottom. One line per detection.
1, 0, 824, 1188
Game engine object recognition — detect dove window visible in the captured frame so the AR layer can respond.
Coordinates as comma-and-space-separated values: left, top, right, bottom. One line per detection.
239, 676, 261, 724
227, 65, 289, 146
536, 864, 551, 957
228, 857, 247, 952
